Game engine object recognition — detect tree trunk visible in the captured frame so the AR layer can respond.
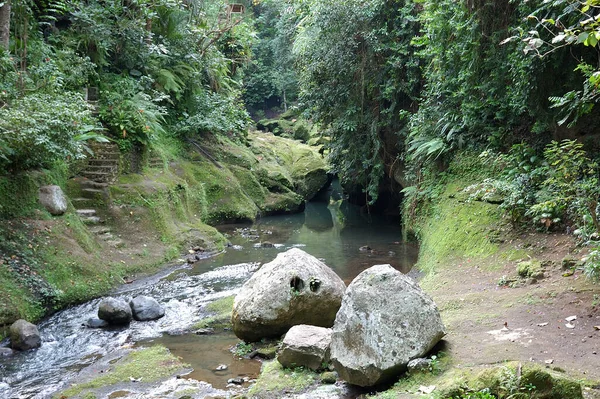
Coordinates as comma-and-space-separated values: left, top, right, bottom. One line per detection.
0, 0, 10, 51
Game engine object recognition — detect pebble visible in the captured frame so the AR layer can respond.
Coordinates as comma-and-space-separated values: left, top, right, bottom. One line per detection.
227, 377, 244, 385
216, 364, 228, 371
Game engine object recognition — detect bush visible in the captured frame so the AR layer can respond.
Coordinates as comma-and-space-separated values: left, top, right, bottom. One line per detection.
98, 74, 168, 147
173, 90, 251, 139
0, 92, 101, 171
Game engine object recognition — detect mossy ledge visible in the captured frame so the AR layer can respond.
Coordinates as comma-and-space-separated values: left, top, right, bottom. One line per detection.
0, 132, 328, 333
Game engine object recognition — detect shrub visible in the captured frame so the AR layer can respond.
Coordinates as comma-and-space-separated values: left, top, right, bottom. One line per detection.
0, 92, 101, 171
98, 74, 168, 147
173, 90, 251, 139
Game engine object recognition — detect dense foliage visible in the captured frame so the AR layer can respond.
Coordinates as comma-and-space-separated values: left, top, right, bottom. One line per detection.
0, 0, 253, 172
2, 0, 600, 248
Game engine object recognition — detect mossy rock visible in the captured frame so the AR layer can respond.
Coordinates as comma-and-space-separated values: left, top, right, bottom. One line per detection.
255, 346, 278, 360
55, 346, 186, 398
436, 364, 583, 399
247, 360, 317, 398
521, 367, 583, 399
193, 296, 234, 330
320, 371, 337, 384
517, 260, 544, 279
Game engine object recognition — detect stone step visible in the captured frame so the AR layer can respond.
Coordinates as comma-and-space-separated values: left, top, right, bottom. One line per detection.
86, 160, 119, 167
81, 171, 114, 177
81, 188, 107, 199
71, 197, 96, 207
90, 142, 118, 149
82, 216, 102, 225
89, 226, 111, 235
107, 239, 124, 248
98, 232, 114, 240
78, 179, 109, 189
84, 165, 117, 172
76, 209, 97, 217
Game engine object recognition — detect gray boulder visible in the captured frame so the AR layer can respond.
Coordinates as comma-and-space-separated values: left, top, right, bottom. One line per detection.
330, 264, 445, 387
278, 325, 332, 370
38, 185, 68, 216
0, 347, 15, 357
9, 319, 41, 351
98, 297, 132, 325
129, 295, 165, 321
232, 248, 346, 342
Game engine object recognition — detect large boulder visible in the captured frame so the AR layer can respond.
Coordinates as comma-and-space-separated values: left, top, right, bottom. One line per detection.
232, 248, 346, 342
9, 319, 41, 351
38, 185, 68, 215
129, 295, 165, 321
278, 325, 332, 370
330, 264, 445, 387
98, 297, 132, 325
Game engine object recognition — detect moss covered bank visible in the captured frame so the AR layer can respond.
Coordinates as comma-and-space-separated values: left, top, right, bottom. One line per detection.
0, 131, 328, 332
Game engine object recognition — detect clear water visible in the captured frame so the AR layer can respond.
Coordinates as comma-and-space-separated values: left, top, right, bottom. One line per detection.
0, 182, 418, 398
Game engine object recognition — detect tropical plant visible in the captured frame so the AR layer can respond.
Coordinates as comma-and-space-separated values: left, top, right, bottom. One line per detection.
0, 92, 103, 170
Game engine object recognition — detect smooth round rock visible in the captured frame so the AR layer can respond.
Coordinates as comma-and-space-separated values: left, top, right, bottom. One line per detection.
129, 295, 165, 321
232, 248, 346, 342
98, 297, 132, 325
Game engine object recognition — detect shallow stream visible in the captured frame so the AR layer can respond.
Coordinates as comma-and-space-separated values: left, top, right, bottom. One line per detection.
0, 182, 418, 398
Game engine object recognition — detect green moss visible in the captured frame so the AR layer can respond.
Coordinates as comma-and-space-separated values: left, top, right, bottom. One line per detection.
517, 260, 544, 279
193, 295, 234, 329
55, 346, 185, 398
0, 163, 68, 219
416, 183, 501, 275
433, 364, 584, 399
248, 361, 317, 397
0, 266, 45, 325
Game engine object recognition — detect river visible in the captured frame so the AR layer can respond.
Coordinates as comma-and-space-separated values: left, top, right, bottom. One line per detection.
0, 182, 418, 398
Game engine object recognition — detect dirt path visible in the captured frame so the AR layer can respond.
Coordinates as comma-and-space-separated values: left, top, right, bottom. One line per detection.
424, 232, 600, 381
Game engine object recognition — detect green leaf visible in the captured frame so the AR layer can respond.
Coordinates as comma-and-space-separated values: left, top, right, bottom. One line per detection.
585, 34, 598, 47
577, 32, 590, 44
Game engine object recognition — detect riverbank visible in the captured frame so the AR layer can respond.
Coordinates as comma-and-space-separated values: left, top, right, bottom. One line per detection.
0, 131, 329, 334
243, 155, 600, 398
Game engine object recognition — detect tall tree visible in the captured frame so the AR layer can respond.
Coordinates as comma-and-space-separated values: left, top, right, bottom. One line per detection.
0, 0, 10, 50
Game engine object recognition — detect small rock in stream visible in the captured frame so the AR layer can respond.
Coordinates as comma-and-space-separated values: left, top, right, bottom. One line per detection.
86, 318, 109, 329
194, 328, 215, 335
0, 347, 15, 357
216, 364, 228, 371
129, 295, 165, 321
10, 320, 41, 351
98, 297, 132, 325
227, 377, 244, 385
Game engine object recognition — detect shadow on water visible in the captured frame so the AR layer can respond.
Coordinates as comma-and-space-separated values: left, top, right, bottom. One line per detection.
0, 179, 418, 398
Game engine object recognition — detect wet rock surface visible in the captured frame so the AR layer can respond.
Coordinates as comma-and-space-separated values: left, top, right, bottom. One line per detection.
330, 264, 445, 387
129, 295, 165, 321
9, 319, 41, 351
98, 297, 133, 325
232, 248, 346, 342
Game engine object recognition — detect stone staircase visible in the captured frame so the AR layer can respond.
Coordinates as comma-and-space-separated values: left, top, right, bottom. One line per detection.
147, 153, 164, 169
70, 177, 124, 248
80, 142, 120, 183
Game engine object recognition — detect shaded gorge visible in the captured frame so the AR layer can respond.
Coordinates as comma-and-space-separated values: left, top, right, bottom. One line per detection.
0, 180, 417, 398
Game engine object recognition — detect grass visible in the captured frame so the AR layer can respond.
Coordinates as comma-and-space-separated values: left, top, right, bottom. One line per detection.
193, 295, 234, 329
55, 346, 185, 398
369, 362, 584, 399
248, 360, 317, 397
